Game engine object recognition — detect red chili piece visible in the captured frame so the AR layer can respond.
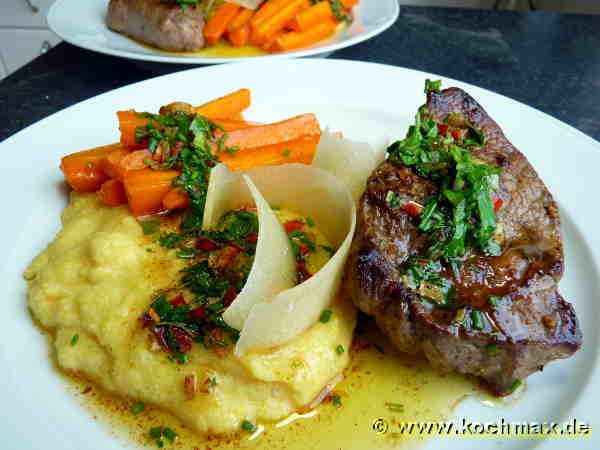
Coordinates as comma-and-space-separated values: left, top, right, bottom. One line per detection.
169, 294, 186, 307
403, 201, 423, 217
451, 128, 468, 141
196, 237, 220, 252
494, 198, 503, 212
437, 123, 449, 135
188, 306, 207, 320
223, 287, 238, 307
284, 220, 305, 232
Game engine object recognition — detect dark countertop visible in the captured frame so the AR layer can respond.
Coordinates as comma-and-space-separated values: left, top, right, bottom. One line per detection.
1, 6, 599, 142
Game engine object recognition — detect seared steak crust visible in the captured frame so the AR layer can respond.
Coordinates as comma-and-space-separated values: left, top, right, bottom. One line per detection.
107, 0, 205, 52
347, 87, 582, 394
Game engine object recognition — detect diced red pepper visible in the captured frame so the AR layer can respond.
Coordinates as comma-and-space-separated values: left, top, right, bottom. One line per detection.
169, 294, 186, 307
245, 233, 258, 243
494, 198, 503, 212
451, 128, 468, 141
403, 201, 423, 217
298, 243, 311, 255
188, 306, 207, 320
297, 260, 312, 283
437, 123, 449, 135
223, 287, 238, 307
284, 220, 305, 233
196, 237, 219, 252
140, 313, 154, 328
170, 327, 193, 353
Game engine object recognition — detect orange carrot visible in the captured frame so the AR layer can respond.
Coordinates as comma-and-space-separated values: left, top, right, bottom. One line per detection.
339, 0, 358, 8
250, 0, 288, 29
214, 114, 320, 151
261, 30, 286, 51
60, 143, 122, 192
195, 88, 251, 119
217, 135, 320, 172
98, 179, 127, 207
227, 8, 254, 32
288, 1, 333, 32
213, 118, 259, 131
228, 23, 251, 47
102, 147, 130, 179
204, 2, 241, 46
275, 19, 337, 52
123, 169, 180, 216
117, 110, 149, 149
252, 0, 308, 45
163, 188, 190, 211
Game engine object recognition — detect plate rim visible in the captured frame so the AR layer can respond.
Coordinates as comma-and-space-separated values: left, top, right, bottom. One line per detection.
47, 0, 400, 65
1, 58, 598, 450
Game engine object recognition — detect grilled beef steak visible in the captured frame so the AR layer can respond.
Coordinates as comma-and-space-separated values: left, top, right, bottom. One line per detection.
107, 0, 206, 52
347, 86, 582, 395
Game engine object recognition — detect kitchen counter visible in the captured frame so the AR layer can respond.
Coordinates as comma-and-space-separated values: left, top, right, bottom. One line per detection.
1, 6, 599, 142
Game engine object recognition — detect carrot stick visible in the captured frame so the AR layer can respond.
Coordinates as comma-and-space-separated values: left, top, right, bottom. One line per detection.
214, 114, 320, 151
163, 188, 190, 211
195, 88, 251, 119
213, 118, 259, 131
217, 135, 320, 172
250, 0, 288, 29
252, 0, 308, 45
261, 30, 286, 51
204, 2, 241, 46
228, 23, 251, 47
117, 110, 150, 149
60, 143, 122, 192
102, 147, 130, 179
288, 1, 333, 32
339, 0, 358, 8
123, 169, 180, 216
227, 8, 254, 32
98, 179, 127, 207
275, 19, 337, 52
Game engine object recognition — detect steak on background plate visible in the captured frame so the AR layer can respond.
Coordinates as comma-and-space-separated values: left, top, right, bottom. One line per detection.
347, 84, 582, 395
107, 0, 206, 52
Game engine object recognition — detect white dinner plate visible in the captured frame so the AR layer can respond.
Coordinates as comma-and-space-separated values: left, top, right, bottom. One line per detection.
1, 59, 598, 450
47, 0, 399, 64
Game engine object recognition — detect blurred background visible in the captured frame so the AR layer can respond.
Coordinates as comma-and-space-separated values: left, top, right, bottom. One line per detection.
1, 0, 598, 80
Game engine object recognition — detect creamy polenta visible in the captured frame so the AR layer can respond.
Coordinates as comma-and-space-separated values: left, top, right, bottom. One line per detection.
25, 192, 355, 435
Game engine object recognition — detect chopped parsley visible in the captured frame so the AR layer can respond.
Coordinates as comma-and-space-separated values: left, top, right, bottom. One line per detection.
149, 426, 177, 447
424, 78, 442, 93
140, 219, 161, 235
305, 216, 315, 227
385, 190, 401, 208
281, 149, 291, 157
241, 420, 257, 433
70, 333, 79, 346
486, 344, 498, 354
470, 310, 484, 330
131, 402, 145, 415
488, 295, 501, 308
319, 309, 333, 323
331, 393, 342, 408
335, 344, 345, 355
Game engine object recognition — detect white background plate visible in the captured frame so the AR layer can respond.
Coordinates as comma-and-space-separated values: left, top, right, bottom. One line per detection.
47, 0, 399, 64
0, 59, 598, 450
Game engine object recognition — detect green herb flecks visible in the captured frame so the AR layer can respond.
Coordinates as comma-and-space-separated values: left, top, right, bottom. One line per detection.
319, 309, 333, 323
131, 402, 146, 415
70, 334, 79, 346
241, 420, 257, 433
387, 80, 501, 261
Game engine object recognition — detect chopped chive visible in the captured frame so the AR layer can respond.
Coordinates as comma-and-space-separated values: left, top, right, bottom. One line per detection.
241, 420, 257, 433
488, 296, 501, 308
331, 394, 342, 408
385, 402, 404, 413
140, 219, 161, 235
470, 310, 484, 330
335, 344, 345, 355
320, 244, 335, 255
486, 344, 498, 354
131, 402, 145, 415
162, 428, 177, 443
149, 427, 163, 439
319, 309, 333, 323
305, 217, 315, 227
70, 334, 79, 346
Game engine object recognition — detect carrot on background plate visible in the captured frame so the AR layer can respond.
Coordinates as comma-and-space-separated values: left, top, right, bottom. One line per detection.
228, 23, 251, 47
288, 1, 333, 32
204, 2, 241, 45
261, 30, 286, 51
123, 169, 180, 216
227, 7, 254, 32
251, 0, 309, 45
339, 0, 358, 8
60, 143, 123, 192
275, 19, 337, 52
98, 179, 127, 207
250, 0, 288, 29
